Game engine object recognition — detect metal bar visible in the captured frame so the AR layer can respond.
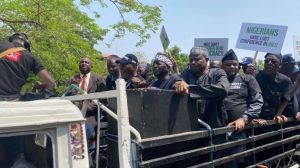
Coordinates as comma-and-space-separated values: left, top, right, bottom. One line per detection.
140, 134, 300, 167
57, 91, 118, 101
213, 118, 296, 136
95, 100, 101, 168
116, 79, 132, 168
139, 146, 214, 167
188, 136, 300, 168
141, 124, 300, 150
141, 130, 209, 148
245, 149, 296, 168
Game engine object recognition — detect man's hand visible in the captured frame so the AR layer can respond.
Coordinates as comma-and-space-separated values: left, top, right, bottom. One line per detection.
32, 81, 44, 91
227, 118, 246, 132
256, 164, 268, 168
174, 81, 189, 95
246, 64, 256, 75
252, 119, 268, 126
296, 112, 300, 120
131, 76, 148, 88
274, 114, 288, 124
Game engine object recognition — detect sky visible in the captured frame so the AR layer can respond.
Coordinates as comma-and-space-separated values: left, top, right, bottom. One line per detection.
82, 0, 300, 62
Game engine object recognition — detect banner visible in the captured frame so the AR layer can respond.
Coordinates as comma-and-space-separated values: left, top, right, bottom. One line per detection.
293, 36, 300, 61
236, 23, 288, 53
160, 26, 170, 51
194, 38, 228, 60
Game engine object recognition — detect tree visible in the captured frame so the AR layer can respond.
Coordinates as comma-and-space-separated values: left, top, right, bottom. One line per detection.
0, 0, 162, 94
168, 45, 189, 72
257, 59, 264, 70
133, 51, 149, 63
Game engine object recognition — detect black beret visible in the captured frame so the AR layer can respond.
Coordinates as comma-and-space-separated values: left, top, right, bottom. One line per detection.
222, 49, 238, 62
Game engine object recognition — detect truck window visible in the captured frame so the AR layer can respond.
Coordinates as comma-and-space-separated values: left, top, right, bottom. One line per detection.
0, 134, 53, 168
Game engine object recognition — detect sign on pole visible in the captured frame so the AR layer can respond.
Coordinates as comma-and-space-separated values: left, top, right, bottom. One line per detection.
293, 36, 300, 61
194, 38, 228, 60
236, 23, 288, 53
160, 26, 170, 51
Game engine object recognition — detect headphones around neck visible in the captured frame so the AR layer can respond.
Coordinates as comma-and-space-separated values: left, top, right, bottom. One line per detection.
8, 33, 31, 51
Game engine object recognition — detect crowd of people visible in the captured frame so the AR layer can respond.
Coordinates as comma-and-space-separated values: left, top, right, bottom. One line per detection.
102, 47, 300, 130
2, 33, 300, 167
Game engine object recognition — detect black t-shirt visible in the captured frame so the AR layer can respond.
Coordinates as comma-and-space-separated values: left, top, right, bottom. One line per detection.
224, 74, 262, 122
181, 68, 230, 128
0, 41, 44, 97
255, 71, 292, 120
150, 74, 181, 90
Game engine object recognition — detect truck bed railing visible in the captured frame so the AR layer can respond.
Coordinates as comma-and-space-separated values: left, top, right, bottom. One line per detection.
58, 80, 300, 168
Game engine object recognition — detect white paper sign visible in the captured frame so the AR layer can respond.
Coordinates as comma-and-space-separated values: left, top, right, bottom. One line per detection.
236, 23, 288, 53
194, 38, 228, 60
293, 36, 300, 61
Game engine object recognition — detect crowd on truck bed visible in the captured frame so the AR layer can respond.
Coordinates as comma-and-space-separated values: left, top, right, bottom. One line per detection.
1, 33, 300, 167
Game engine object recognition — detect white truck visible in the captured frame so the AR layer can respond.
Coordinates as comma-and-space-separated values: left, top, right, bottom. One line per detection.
0, 99, 89, 168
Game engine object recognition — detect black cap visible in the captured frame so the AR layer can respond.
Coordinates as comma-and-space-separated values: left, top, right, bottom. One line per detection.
116, 54, 138, 65
8, 33, 31, 51
282, 54, 295, 64
222, 49, 238, 62
240, 57, 254, 66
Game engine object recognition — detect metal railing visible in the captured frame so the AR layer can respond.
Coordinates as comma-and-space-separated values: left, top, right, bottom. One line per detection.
59, 79, 140, 168
59, 81, 300, 168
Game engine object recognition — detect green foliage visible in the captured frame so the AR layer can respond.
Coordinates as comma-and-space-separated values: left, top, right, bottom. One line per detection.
168, 45, 189, 72
0, 0, 162, 95
257, 59, 264, 70
81, 0, 163, 47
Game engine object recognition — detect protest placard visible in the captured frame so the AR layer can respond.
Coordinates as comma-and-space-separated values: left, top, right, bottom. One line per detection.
236, 23, 287, 53
160, 26, 170, 51
194, 38, 228, 60
293, 36, 300, 61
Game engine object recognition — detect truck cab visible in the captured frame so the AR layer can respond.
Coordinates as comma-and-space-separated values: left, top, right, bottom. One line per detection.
0, 99, 89, 168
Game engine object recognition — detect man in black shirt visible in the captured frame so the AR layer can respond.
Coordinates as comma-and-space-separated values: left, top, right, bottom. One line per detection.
150, 52, 182, 90
256, 53, 292, 124
175, 47, 230, 128
222, 49, 263, 131
278, 54, 299, 118
0, 33, 55, 100
117, 54, 148, 89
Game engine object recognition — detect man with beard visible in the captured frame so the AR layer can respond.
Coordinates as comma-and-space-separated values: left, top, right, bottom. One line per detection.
106, 55, 120, 90
256, 53, 292, 123
221, 49, 263, 167
175, 47, 230, 128
149, 52, 182, 90
117, 54, 148, 89
222, 49, 263, 131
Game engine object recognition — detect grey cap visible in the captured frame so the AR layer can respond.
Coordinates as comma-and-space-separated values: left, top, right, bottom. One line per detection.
190, 47, 208, 58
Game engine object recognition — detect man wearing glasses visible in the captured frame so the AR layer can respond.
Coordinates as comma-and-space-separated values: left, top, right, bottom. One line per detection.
255, 53, 292, 124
